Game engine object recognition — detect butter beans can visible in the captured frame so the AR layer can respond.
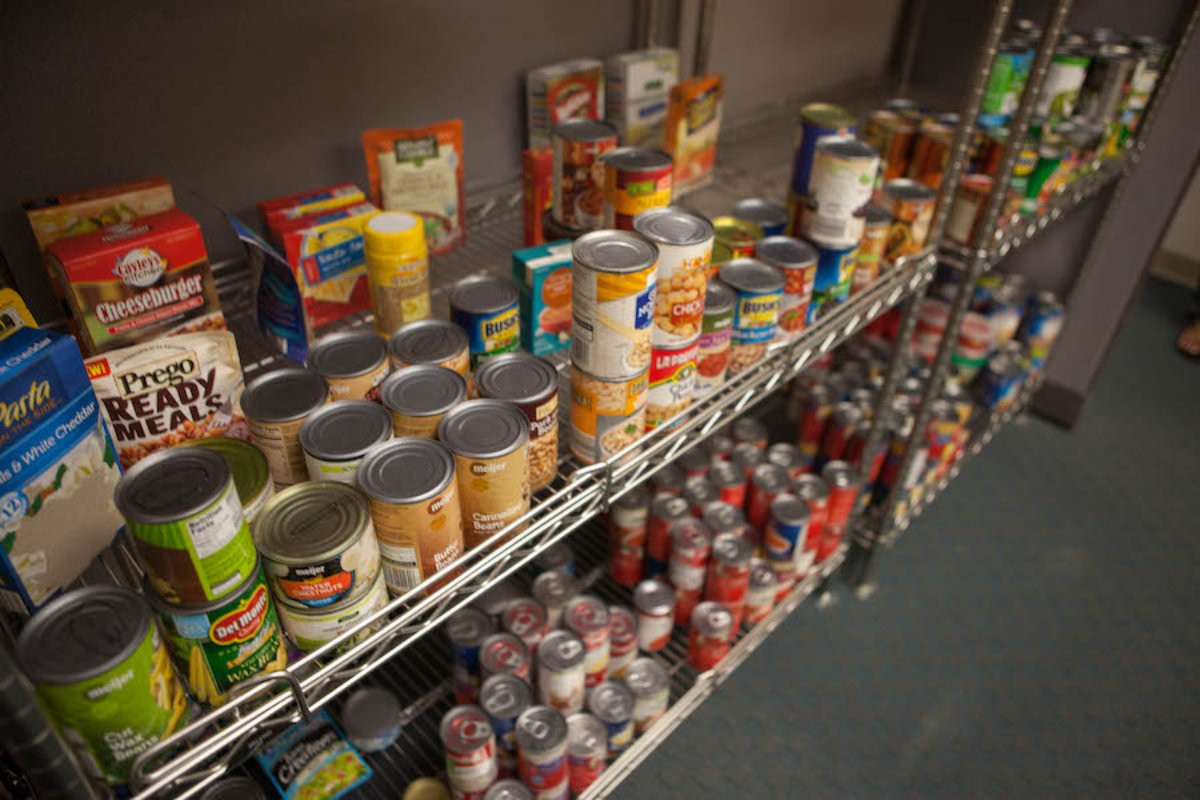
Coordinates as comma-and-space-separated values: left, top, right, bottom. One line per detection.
645, 340, 698, 431
449, 276, 520, 369
602, 147, 673, 230
571, 230, 658, 379
299, 400, 393, 483
379, 364, 468, 438
878, 178, 937, 262
718, 258, 784, 375
475, 353, 560, 492
569, 365, 648, 464
241, 367, 330, 486
306, 330, 391, 402
388, 318, 471, 380
694, 280, 734, 399
276, 572, 389, 652
755, 236, 817, 341
801, 137, 880, 246
633, 206, 713, 347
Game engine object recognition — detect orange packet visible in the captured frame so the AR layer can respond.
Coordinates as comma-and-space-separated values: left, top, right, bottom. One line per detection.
665, 75, 723, 194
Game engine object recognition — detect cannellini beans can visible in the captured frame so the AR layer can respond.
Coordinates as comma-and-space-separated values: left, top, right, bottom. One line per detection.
606, 605, 638, 679
241, 368, 330, 487
274, 570, 388, 652
305, 330, 390, 402
694, 280, 734, 399
379, 364, 468, 438
441, 705, 498, 796
633, 206, 713, 347
633, 578, 675, 652
537, 630, 587, 713
568, 365, 648, 465
602, 147, 673, 230
299, 400, 393, 484
755, 236, 817, 341
563, 595, 610, 689
645, 340, 698, 431
475, 353, 559, 492
624, 657, 670, 734
571, 230, 658, 379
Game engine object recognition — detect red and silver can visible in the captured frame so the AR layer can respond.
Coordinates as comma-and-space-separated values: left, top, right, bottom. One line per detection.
682, 476, 720, 516
602, 147, 673, 230
709, 460, 747, 509
701, 500, 749, 541
678, 446, 711, 480
688, 601, 734, 672
797, 383, 835, 461
480, 632, 532, 682
587, 681, 636, 757
532, 569, 576, 631
645, 494, 690, 575
441, 704, 498, 798
563, 595, 611, 690
705, 532, 753, 634
791, 474, 830, 565
625, 657, 670, 734
667, 517, 713, 626
609, 485, 650, 587
756, 235, 818, 340
763, 494, 812, 578
651, 463, 686, 496
907, 119, 955, 190
553, 119, 619, 230
448, 607, 497, 705
820, 401, 863, 464
746, 462, 791, 531
480, 673, 532, 780
732, 417, 768, 451
708, 433, 734, 462
820, 460, 859, 561
767, 553, 796, 602
766, 442, 805, 480
537, 630, 587, 714
517, 705, 569, 798
502, 598, 548, 662
633, 578, 675, 652
566, 712, 607, 795
607, 604, 638, 680
742, 558, 779, 628
731, 442, 765, 479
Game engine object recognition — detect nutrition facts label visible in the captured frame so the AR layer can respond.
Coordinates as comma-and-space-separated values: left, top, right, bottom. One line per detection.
187, 486, 244, 559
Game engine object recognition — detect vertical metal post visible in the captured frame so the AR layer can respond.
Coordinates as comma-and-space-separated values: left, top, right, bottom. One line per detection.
1127, 0, 1200, 156
694, 0, 716, 76
896, 0, 929, 97
643, 0, 662, 48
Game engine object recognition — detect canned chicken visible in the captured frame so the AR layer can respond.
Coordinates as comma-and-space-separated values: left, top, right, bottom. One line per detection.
480, 632, 531, 682
602, 147, 673, 230
688, 601, 733, 672
801, 137, 880, 246
566, 713, 607, 795
633, 206, 713, 347
646, 339, 698, 430
516, 705, 570, 796
388, 318, 472, 380
449, 276, 521, 369
476, 353, 560, 491
380, 364, 468, 438
275, 571, 388, 653
568, 364, 648, 464
719, 258, 784, 375
441, 705, 498, 797
537, 630, 587, 713
571, 230, 658, 379
241, 367, 330, 486
553, 118, 619, 230
607, 604, 638, 680
625, 657, 670, 734
756, 236, 817, 340
481, 673, 532, 777
694, 279, 735, 399
306, 330, 390, 402
563, 595, 611, 689
711, 216, 762, 266
587, 681, 635, 757
742, 558, 778, 628
733, 198, 789, 237
668, 517, 712, 626
633, 578, 675, 652
179, 437, 272, 525
878, 179, 937, 262
299, 400, 393, 483
609, 485, 650, 587
533, 569, 576, 630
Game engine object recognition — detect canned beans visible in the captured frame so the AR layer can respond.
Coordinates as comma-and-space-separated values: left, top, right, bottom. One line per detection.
688, 601, 733, 672
571, 230, 658, 379
475, 353, 560, 491
668, 517, 712, 626
568, 365, 648, 465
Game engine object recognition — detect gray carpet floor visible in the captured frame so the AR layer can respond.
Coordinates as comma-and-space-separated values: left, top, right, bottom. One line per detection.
616, 276, 1200, 799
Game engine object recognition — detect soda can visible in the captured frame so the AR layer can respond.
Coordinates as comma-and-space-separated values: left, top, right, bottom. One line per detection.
587, 681, 635, 757
448, 607, 497, 705
667, 517, 713, 626
820, 401, 864, 464
609, 486, 651, 587
607, 605, 638, 680
852, 205, 891, 296
678, 445, 711, 479
481, 632, 532, 682
731, 417, 768, 450
820, 460, 859, 561
502, 598, 548, 664
801, 137, 880, 247
651, 462, 686, 496
516, 705, 569, 797
763, 494, 811, 574
701, 501, 749, 541
746, 463, 791, 532
441, 705, 498, 798
645, 494, 690, 575
797, 383, 835, 461
563, 595, 611, 692
756, 236, 818, 340
733, 198, 789, 237
793, 475, 832, 549
708, 460, 747, 509
532, 569, 576, 631
566, 712, 607, 795
789, 102, 857, 199
688, 601, 733, 672
682, 476, 720, 516
705, 533, 753, 634
767, 552, 797, 602
533, 541, 575, 577
809, 238, 858, 322
742, 558, 779, 628
766, 442, 805, 480
979, 351, 1023, 410
625, 657, 670, 734
480, 674, 532, 779
708, 433, 734, 462
633, 578, 676, 652
537, 630, 586, 714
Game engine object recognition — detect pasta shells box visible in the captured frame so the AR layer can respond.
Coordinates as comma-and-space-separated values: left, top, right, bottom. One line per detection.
513, 240, 573, 356
665, 74, 724, 194
0, 326, 124, 616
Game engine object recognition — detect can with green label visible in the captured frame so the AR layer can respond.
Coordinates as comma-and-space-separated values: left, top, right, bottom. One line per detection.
179, 437, 274, 525
16, 585, 190, 786
117, 446, 258, 606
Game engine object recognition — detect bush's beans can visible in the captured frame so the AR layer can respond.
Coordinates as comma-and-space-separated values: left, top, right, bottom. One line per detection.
607, 605, 638, 679
820, 460, 859, 560
701, 501, 748, 541
448, 607, 496, 704
633, 578, 675, 652
797, 382, 835, 461
709, 460, 747, 509
747, 463, 791, 531
563, 595, 611, 690
694, 279, 735, 399
809, 239, 858, 321
634, 206, 714, 347
732, 417, 769, 451
603, 147, 673, 230
679, 446, 711, 479
767, 442, 805, 480
711, 217, 762, 268
517, 705, 570, 797
668, 517, 713, 626
646, 494, 690, 575
306, 330, 391, 402
645, 340, 699, 431
863, 110, 918, 183
705, 533, 753, 634
475, 353, 560, 491
534, 541, 575, 576
733, 198, 789, 238
789, 102, 857, 200
537, 630, 587, 713
609, 485, 650, 587
821, 401, 864, 463
852, 205, 891, 296
742, 558, 779, 628
908, 119, 956, 189
553, 119, 619, 230
241, 367, 330, 487
449, 276, 521, 369
481, 674, 532, 779
566, 712, 607, 794
441, 705, 498, 797
878, 179, 937, 262
380, 364, 468, 439
682, 475, 720, 516
651, 463, 686, 496
625, 657, 670, 733
571, 230, 658, 379
502, 597, 548, 661
756, 236, 818, 340
533, 570, 577, 630
569, 365, 648, 465
299, 400, 393, 484
388, 318, 472, 381
719, 258, 784, 375
764, 494, 811, 571
480, 632, 531, 682
801, 137, 880, 246
688, 601, 733, 672
587, 681, 635, 757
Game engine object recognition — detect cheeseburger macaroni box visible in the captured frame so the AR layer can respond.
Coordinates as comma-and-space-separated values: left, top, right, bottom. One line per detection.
0, 327, 124, 616
513, 240, 572, 356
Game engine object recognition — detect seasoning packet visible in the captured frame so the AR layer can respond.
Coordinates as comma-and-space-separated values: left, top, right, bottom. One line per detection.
665, 74, 724, 193
255, 710, 372, 800
0, 288, 36, 340
362, 120, 466, 255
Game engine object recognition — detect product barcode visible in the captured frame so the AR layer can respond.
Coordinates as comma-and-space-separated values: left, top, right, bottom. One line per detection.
572, 338, 590, 365
384, 562, 421, 592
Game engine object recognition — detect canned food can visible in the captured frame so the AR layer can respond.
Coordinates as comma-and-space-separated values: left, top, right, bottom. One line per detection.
650, 462, 686, 496
563, 595, 611, 689
502, 597, 549, 658
862, 109, 918, 183
1022, 291, 1064, 370
587, 681, 635, 757
485, 779, 535, 800
756, 236, 818, 340
571, 230, 658, 379
607, 604, 638, 679
388, 318, 472, 381
704, 533, 753, 633
801, 137, 880, 246
879, 178, 937, 262
439, 399, 531, 550
668, 517, 713, 626
568, 365, 648, 464
979, 351, 1023, 410
633, 578, 675, 652
480, 632, 532, 682
701, 501, 748, 541
1035, 47, 1092, 123
766, 442, 804, 480
358, 438, 464, 594
537, 630, 587, 713
553, 118, 619, 230
797, 383, 834, 459
820, 460, 858, 560
474, 581, 527, 620
275, 570, 388, 653
306, 330, 391, 402
732, 417, 768, 450
534, 541, 574, 576
764, 494, 811, 570
731, 442, 765, 478
566, 713, 607, 794
480, 674, 532, 777
299, 400, 393, 483
809, 239, 858, 321
441, 705, 498, 796
821, 401, 864, 463
678, 446, 711, 479
907, 120, 955, 189
117, 447, 257, 606
852, 205, 891, 296
516, 705, 569, 796
720, 258, 784, 374
746, 462, 791, 531
742, 558, 778, 628
380, 364, 468, 439
200, 777, 267, 800
609, 485, 651, 587
625, 657, 670, 733
16, 586, 190, 785
767, 552, 797, 602
241, 368, 330, 486
945, 174, 994, 247
645, 339, 698, 431
682, 475, 720, 515
602, 147, 673, 229
179, 437, 272, 525
645, 494, 690, 574
708, 460, 747, 509
694, 280, 735, 399
448, 607, 496, 704
532, 570, 577, 630
634, 206, 714, 347
475, 353, 560, 491
789, 102, 857, 198
449, 276, 521, 369
711, 216, 763, 267
732, 198, 789, 238
688, 601, 733, 672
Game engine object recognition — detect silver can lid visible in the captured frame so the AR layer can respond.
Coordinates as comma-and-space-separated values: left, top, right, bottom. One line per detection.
602, 146, 672, 173
755, 236, 818, 270
815, 135, 879, 161
16, 585, 149, 684
341, 687, 401, 742
704, 280, 735, 315
437, 399, 529, 459
752, 463, 791, 493
388, 319, 469, 366
502, 597, 548, 640
587, 681, 634, 724
883, 178, 937, 202
532, 569, 576, 608
732, 198, 789, 231
633, 578, 676, 616
614, 484, 651, 512
446, 606, 496, 648
651, 494, 690, 521
864, 204, 891, 226
701, 501, 745, 534
566, 713, 608, 757
711, 532, 753, 568
484, 780, 535, 800
241, 367, 329, 423
564, 594, 610, 636
651, 464, 686, 494
624, 657, 670, 697
718, 259, 785, 294
749, 557, 778, 590
199, 777, 266, 800
821, 460, 857, 489
573, 230, 659, 274
682, 477, 719, 506
299, 400, 392, 461
678, 446, 710, 475
115, 446, 231, 524
554, 118, 618, 143
633, 205, 715, 246
475, 353, 559, 405
480, 632, 530, 676
791, 474, 830, 503
831, 400, 864, 427
769, 493, 811, 527
440, 705, 494, 754
306, 330, 388, 379
533, 541, 574, 573
449, 275, 519, 315
254, 481, 372, 564
538, 629, 586, 671
732, 417, 767, 444
691, 601, 734, 637
767, 443, 802, 470
380, 365, 467, 418
670, 516, 712, 550
516, 705, 569, 753
480, 673, 533, 721
708, 461, 742, 490
357, 437, 455, 505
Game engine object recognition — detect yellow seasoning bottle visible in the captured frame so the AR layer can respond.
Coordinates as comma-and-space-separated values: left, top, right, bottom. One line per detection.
364, 211, 431, 336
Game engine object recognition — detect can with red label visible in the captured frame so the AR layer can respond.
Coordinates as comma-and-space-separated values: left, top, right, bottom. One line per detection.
820, 460, 858, 561
609, 485, 650, 587
792, 474, 830, 565
742, 558, 778, 628
668, 517, 713, 626
701, 501, 749, 541
502, 598, 548, 662
448, 607, 497, 705
537, 630, 586, 714
532, 570, 575, 632
731, 443, 765, 479
633, 578, 675, 652
694, 280, 735, 400
732, 417, 768, 451
563, 595, 611, 689
705, 533, 753, 634
481, 632, 532, 682
678, 446, 711, 480
756, 236, 818, 340
517, 705, 569, 797
646, 340, 699, 431
607, 605, 638, 680
821, 401, 864, 464
441, 705, 498, 798
767, 553, 796, 602
763, 494, 811, 573
602, 148, 673, 230
708, 460, 747, 509
709, 433, 734, 462
688, 601, 733, 672
797, 383, 835, 461
646, 494, 690, 575
626, 657, 670, 734
852, 205, 891, 296
862, 109, 918, 183
766, 442, 805, 480
651, 463, 686, 496
682, 476, 720, 516
480, 673, 532, 779
746, 463, 791, 531
566, 712, 607, 795
553, 119, 619, 230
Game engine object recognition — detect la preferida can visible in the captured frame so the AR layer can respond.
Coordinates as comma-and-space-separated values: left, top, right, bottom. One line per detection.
801, 137, 880, 246
878, 178, 937, 262
475, 353, 560, 492
148, 558, 286, 707
694, 280, 734, 400
449, 276, 521, 368
379, 364, 468, 438
253, 481, 383, 610
633, 206, 713, 347
299, 400, 393, 483
601, 147, 673, 229
305, 330, 391, 402
179, 437, 272, 524
718, 258, 784, 376
241, 367, 330, 486
388, 318, 471, 379
755, 236, 817, 341
438, 399, 532, 550
15, 586, 190, 786
553, 118, 619, 230
645, 340, 698, 431
571, 230, 658, 379
358, 438, 464, 594
116, 447, 258, 606
275, 571, 388, 652
569, 365, 648, 464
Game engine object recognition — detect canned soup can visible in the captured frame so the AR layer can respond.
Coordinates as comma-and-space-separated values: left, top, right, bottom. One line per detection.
567, 712, 607, 795
719, 258, 784, 375
553, 118, 619, 230
537, 630, 587, 713
879, 179, 937, 262
587, 681, 635, 757
481, 673, 532, 771
16, 586, 190, 785
569, 365, 648, 464
439, 399, 531, 550
517, 705, 570, 794
449, 276, 521, 369
358, 438, 464, 594
254, 480, 382, 610
380, 364, 468, 438
634, 206, 714, 347
645, 340, 699, 431
789, 102, 858, 197
149, 558, 286, 706
694, 280, 734, 399
801, 137, 880, 247
571, 230, 658, 379
306, 329, 391, 402
117, 447, 257, 606
475, 353, 560, 492
732, 198, 789, 238
179, 437, 272, 524
441, 705, 498, 795
625, 656, 670, 734
241, 367, 330, 486
755, 236, 817, 340
603, 147, 674, 229
299, 400, 393, 483
388, 318, 471, 379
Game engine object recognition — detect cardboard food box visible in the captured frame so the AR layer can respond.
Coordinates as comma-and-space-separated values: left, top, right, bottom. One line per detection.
257, 183, 366, 245
606, 48, 679, 148
527, 58, 606, 149
0, 327, 124, 615
513, 240, 572, 356
665, 75, 724, 194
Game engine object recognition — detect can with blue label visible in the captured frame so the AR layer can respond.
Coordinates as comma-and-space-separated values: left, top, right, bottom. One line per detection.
1022, 291, 1065, 369
763, 495, 810, 565
719, 258, 784, 375
480, 672, 532, 777
732, 198, 789, 237
979, 351, 1023, 410
809, 239, 858, 322
449, 275, 521, 369
571, 230, 659, 380
789, 103, 858, 198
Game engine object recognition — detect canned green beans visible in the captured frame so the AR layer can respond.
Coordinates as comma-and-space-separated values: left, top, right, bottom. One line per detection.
178, 437, 273, 524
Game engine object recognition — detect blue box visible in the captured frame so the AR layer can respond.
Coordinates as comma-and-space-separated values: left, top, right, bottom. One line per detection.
512, 240, 573, 356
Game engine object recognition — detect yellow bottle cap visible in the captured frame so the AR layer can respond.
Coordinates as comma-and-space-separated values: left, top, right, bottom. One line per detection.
365, 211, 427, 257
403, 777, 450, 800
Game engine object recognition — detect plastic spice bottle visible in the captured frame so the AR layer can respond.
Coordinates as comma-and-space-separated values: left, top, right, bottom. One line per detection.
364, 211, 431, 336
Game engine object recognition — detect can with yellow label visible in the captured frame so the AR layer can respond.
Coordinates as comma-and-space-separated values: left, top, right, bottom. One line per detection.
364, 211, 431, 336
602, 148, 674, 230
569, 365, 648, 465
